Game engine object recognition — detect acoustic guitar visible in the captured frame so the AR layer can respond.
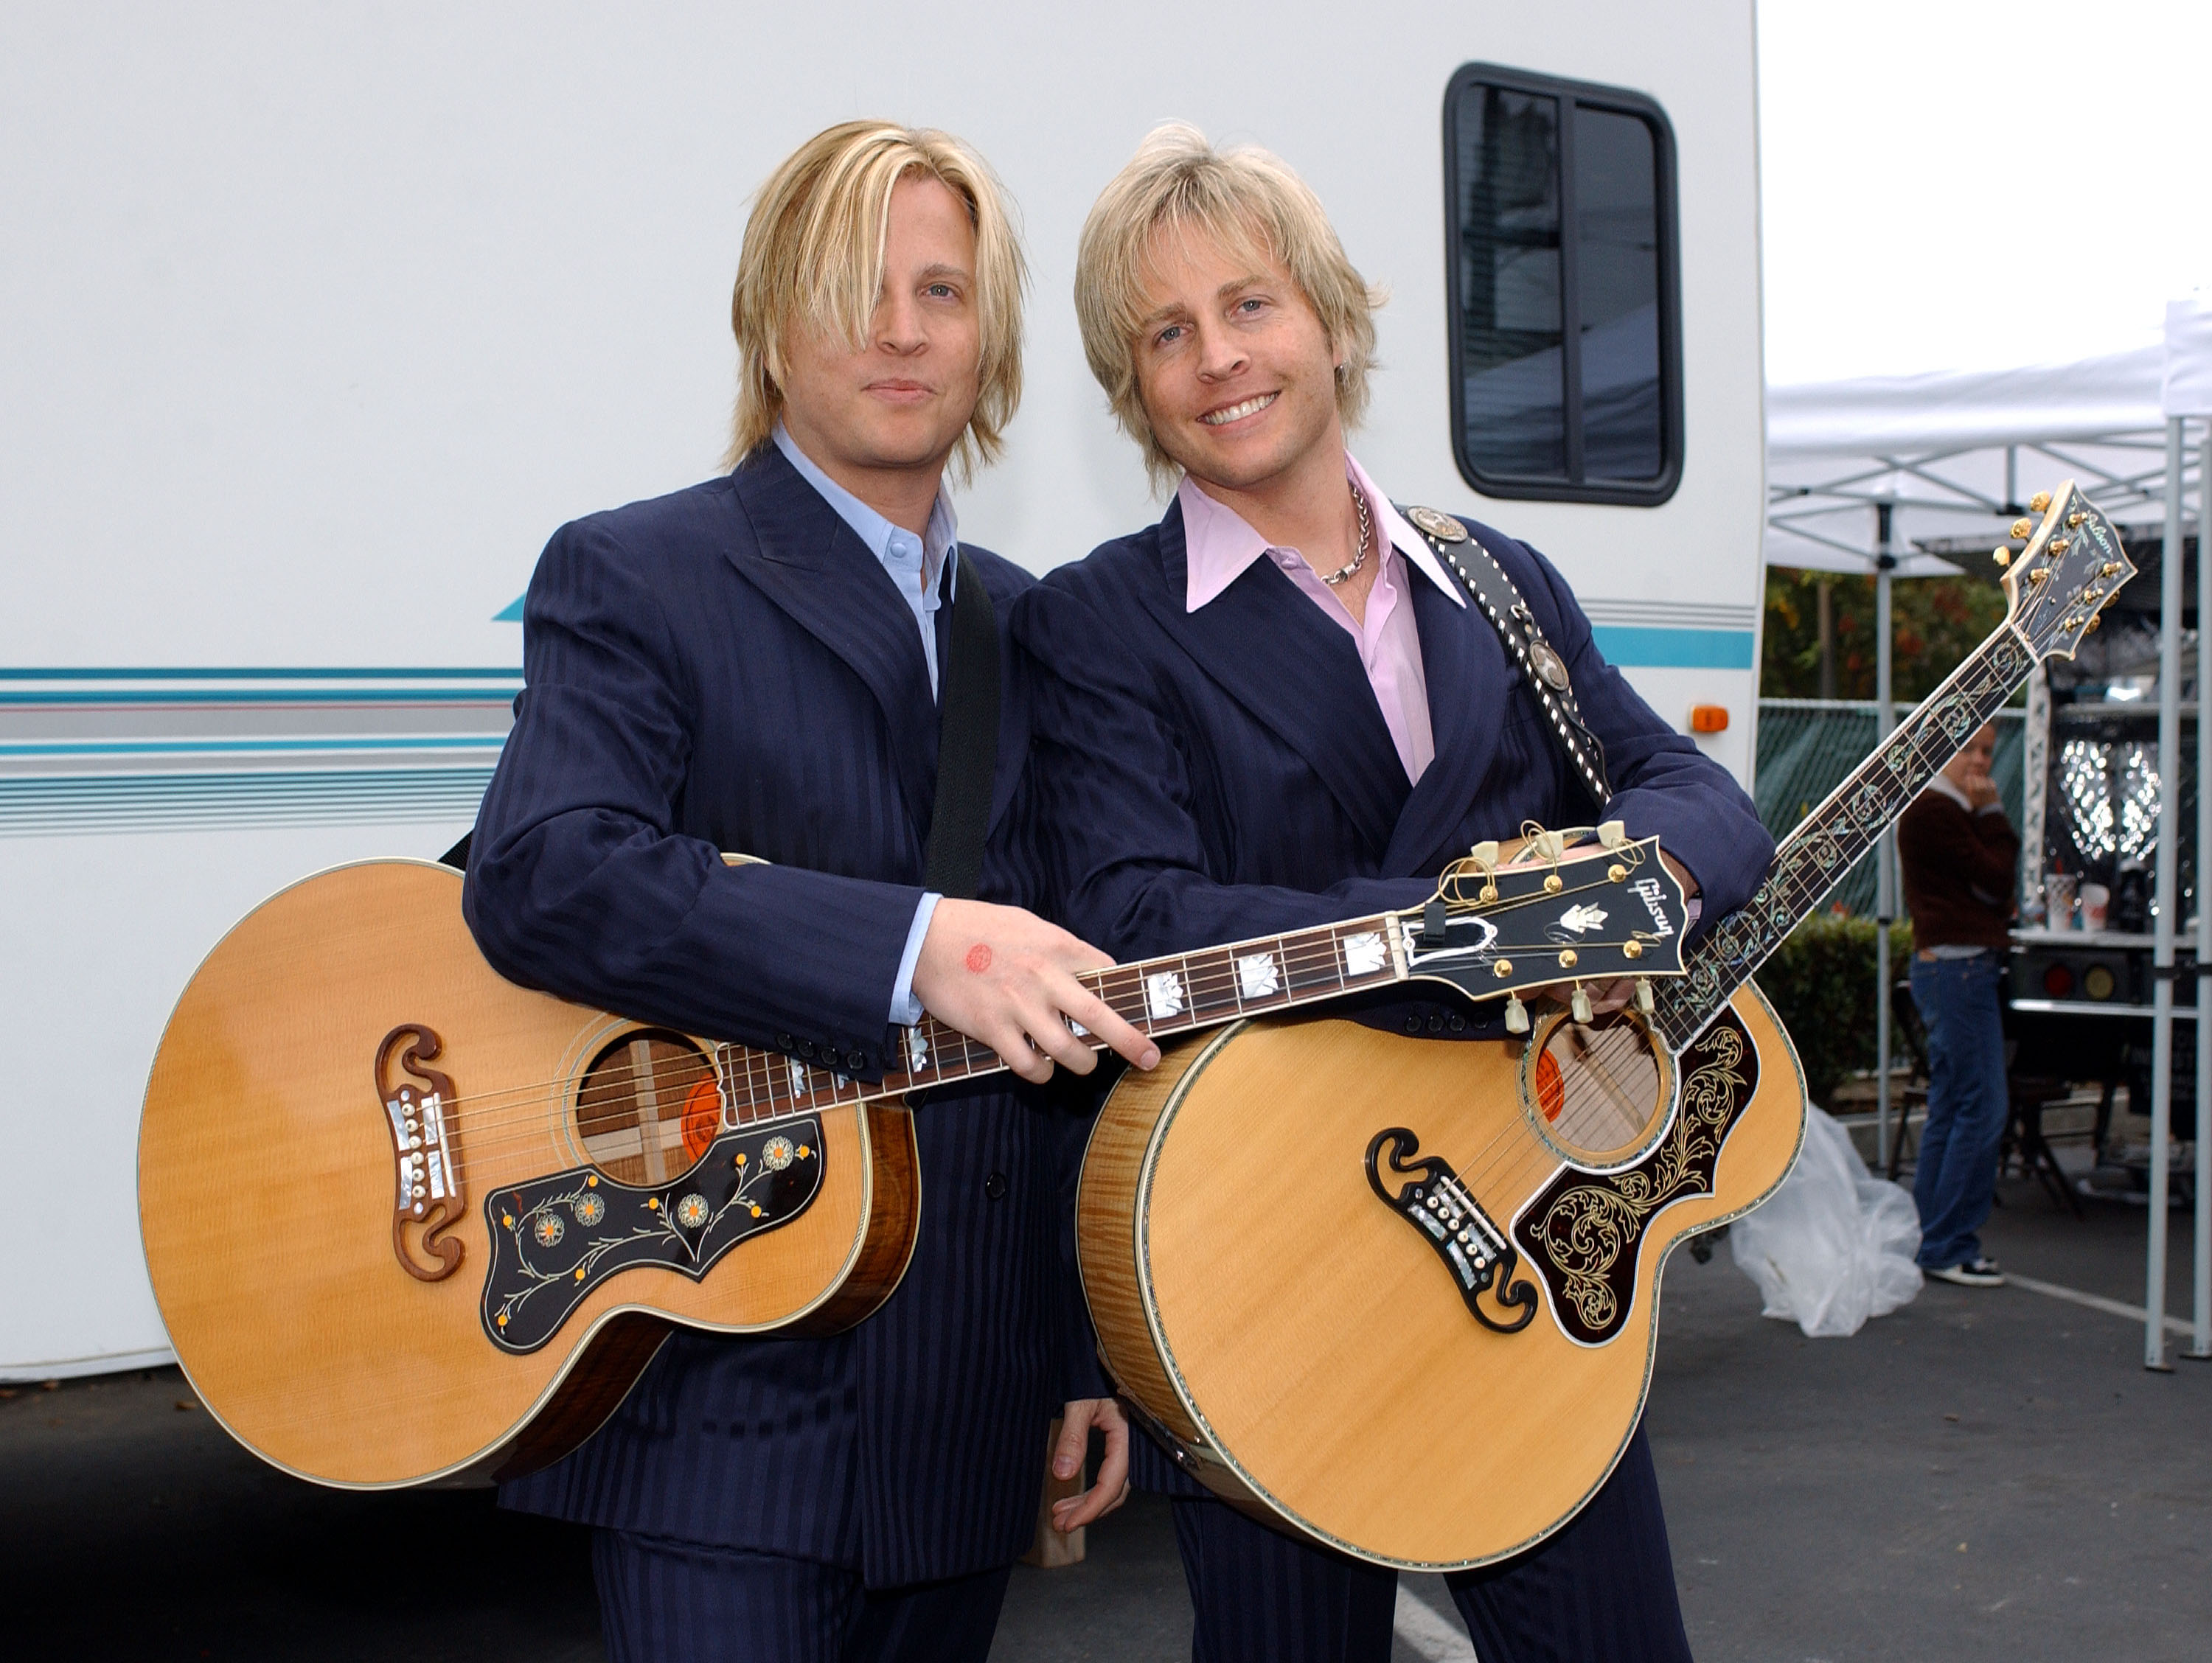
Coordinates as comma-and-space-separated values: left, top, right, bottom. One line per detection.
1075, 482, 2132, 1568
140, 826, 1687, 1488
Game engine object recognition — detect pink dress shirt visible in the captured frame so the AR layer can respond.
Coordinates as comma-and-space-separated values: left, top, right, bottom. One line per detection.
1178, 454, 1466, 786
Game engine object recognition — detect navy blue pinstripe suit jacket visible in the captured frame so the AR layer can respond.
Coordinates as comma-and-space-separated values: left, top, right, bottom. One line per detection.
1010, 497, 1775, 1493
464, 445, 1087, 1587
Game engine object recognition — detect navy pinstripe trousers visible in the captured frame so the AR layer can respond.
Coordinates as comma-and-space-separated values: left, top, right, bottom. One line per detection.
591, 1530, 1014, 1663
1171, 1423, 1692, 1663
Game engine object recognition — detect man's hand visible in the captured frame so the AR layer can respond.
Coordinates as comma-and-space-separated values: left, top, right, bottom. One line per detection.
1048, 1395, 1131, 1533
911, 899, 1159, 1083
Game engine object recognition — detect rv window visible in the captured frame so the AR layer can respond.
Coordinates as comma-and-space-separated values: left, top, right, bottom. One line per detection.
1445, 66, 1682, 506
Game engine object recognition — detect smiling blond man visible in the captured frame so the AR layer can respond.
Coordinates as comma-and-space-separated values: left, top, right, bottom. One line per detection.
1013, 123, 1773, 1663
466, 121, 1148, 1663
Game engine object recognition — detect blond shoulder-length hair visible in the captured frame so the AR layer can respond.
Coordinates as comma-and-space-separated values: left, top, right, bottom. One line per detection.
723, 120, 1027, 478
1074, 123, 1384, 488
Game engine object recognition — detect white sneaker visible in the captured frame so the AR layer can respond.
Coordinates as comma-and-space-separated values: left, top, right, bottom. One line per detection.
1928, 1257, 2006, 1287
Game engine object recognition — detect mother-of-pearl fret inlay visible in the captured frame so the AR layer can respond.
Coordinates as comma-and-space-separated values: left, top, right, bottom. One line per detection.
1237, 952, 1281, 1000
1341, 932, 1388, 976
1146, 971, 1186, 1020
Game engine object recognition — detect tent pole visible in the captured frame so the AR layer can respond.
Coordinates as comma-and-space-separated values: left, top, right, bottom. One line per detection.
2006, 444, 2018, 512
1875, 498, 1897, 1172
2195, 422, 2211, 1361
2149, 417, 2183, 1371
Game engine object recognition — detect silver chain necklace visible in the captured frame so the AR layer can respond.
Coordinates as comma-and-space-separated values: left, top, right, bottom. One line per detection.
1320, 477, 1373, 588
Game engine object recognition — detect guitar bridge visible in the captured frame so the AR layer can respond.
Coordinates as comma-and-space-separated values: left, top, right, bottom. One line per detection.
379, 1024, 465, 1282
1364, 1127, 1537, 1333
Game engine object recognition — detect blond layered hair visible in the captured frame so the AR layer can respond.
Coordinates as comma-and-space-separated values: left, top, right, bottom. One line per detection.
1075, 123, 1384, 487
723, 120, 1027, 478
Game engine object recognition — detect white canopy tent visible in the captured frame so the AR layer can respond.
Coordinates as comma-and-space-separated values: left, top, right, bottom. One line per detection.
1762, 301, 2212, 1370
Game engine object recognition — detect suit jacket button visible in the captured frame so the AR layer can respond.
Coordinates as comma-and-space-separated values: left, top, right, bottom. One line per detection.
847, 1050, 868, 1071
1449, 1014, 1467, 1033
984, 1171, 1009, 1201
1403, 1013, 1422, 1034
1427, 1014, 1445, 1033
797, 1039, 818, 1060
776, 1033, 794, 1051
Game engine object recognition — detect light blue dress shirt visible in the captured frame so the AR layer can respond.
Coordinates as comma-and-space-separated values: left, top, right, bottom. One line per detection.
773, 425, 959, 1026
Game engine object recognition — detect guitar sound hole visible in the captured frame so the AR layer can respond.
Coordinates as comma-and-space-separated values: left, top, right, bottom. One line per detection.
575, 1029, 722, 1186
1531, 1011, 1666, 1163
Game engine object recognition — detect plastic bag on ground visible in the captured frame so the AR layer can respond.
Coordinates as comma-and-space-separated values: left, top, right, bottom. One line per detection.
1728, 1106, 1922, 1336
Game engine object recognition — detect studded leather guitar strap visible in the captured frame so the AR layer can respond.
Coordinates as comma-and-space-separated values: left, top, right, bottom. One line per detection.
1399, 506, 1613, 811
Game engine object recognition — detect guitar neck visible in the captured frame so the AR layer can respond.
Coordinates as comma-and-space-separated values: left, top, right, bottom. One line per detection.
1649, 626, 2037, 1052
712, 915, 1409, 1124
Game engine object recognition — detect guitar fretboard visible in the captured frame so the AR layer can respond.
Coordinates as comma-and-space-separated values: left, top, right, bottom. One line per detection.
1651, 627, 2035, 1051
712, 915, 1406, 1123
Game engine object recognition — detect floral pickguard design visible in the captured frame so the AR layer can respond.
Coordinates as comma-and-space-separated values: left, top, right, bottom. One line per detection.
1512, 1011, 1759, 1345
480, 1120, 822, 1353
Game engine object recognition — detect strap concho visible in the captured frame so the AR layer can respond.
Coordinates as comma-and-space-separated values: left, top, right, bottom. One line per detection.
1400, 505, 1613, 810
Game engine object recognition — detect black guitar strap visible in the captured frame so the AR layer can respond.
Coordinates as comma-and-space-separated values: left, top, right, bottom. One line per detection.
919, 554, 1001, 901
1398, 504, 1614, 812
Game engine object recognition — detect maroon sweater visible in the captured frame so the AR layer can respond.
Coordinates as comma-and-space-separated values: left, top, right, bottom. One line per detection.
1898, 784, 2020, 949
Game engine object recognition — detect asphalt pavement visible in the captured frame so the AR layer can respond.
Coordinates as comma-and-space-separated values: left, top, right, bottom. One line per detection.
4, 1168, 2207, 1660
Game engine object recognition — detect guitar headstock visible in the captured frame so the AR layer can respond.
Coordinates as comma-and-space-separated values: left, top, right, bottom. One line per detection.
1393, 828, 1691, 1014
1996, 481, 2135, 662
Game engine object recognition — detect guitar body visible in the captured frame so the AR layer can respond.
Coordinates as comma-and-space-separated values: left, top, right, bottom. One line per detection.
138, 860, 919, 1489
1079, 986, 1806, 1568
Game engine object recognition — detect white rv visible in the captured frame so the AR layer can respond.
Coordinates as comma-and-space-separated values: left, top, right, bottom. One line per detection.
0, 1, 1765, 1381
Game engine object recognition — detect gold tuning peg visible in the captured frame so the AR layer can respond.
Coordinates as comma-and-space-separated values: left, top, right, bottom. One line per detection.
1532, 829, 1566, 862
1635, 978, 1655, 1014
2068, 512, 2086, 528
2030, 490, 2052, 513
2085, 613, 2102, 633
1469, 839, 1500, 903
1992, 545, 2012, 568
1597, 820, 1628, 850
2011, 517, 2034, 540
1504, 994, 1530, 1036
1571, 986, 1594, 1025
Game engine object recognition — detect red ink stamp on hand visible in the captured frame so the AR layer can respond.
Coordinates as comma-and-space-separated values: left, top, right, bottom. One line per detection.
964, 944, 993, 975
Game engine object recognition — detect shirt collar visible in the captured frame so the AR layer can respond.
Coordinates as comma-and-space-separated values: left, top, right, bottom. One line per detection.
1178, 453, 1467, 613
773, 422, 959, 596
1927, 773, 1975, 812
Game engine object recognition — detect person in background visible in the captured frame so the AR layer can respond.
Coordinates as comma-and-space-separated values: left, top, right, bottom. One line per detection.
1898, 722, 2019, 1288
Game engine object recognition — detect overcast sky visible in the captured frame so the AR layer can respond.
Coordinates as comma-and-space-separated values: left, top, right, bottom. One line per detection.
1759, 0, 2211, 386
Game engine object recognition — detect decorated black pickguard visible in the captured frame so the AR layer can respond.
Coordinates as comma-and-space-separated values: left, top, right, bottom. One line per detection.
481, 1119, 824, 1353
1512, 1011, 1759, 1345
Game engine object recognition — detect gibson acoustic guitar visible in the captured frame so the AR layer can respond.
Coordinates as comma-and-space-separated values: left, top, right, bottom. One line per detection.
1077, 482, 2134, 1569
141, 827, 1689, 1488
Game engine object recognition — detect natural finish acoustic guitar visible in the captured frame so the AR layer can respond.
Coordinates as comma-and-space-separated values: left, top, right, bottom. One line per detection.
141, 830, 1686, 1488
1077, 482, 2132, 1568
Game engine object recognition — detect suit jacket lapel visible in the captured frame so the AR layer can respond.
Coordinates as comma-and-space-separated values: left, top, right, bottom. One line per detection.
1138, 502, 1410, 860
725, 448, 941, 826
1382, 571, 1511, 876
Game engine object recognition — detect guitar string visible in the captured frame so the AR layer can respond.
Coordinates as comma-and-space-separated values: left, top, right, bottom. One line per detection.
1444, 627, 2037, 1211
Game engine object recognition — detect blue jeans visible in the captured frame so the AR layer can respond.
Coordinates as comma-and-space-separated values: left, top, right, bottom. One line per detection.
1908, 953, 2010, 1269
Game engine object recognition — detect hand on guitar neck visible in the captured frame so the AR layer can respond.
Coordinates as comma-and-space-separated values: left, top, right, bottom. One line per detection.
913, 898, 1161, 1083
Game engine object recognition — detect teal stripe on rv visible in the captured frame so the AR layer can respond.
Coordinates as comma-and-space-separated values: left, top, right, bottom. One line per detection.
1588, 627, 1756, 669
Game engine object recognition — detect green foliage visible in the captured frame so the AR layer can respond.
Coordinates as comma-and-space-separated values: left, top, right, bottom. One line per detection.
1753, 913, 1916, 1108
1762, 568, 2008, 702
